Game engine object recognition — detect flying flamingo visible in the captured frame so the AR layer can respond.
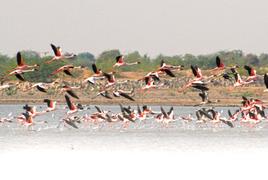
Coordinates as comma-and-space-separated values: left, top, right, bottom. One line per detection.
43, 99, 57, 112
50, 64, 84, 77
64, 95, 78, 115
141, 76, 163, 91
178, 65, 205, 92
211, 56, 225, 72
113, 55, 140, 67
244, 65, 257, 83
57, 95, 79, 129
13, 52, 39, 71
103, 72, 116, 88
6, 52, 39, 81
46, 44, 76, 64
160, 59, 184, 70
83, 63, 104, 85
113, 89, 135, 101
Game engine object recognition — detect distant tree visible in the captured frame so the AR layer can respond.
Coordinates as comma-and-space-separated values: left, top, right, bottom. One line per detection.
245, 54, 260, 66
74, 52, 95, 68
96, 49, 121, 71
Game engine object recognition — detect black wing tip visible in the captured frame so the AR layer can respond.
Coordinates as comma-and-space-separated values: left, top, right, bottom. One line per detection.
116, 55, 123, 60
65, 94, 69, 99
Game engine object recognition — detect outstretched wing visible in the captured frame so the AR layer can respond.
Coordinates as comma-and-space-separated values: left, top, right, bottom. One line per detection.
63, 69, 73, 77
163, 68, 176, 77
119, 92, 135, 101
17, 52, 25, 66
92, 63, 98, 74
50, 44, 61, 56
67, 90, 79, 99
43, 99, 51, 107
64, 119, 79, 129
191, 65, 198, 77
264, 73, 268, 89
15, 73, 25, 81
37, 85, 47, 93
216, 56, 224, 68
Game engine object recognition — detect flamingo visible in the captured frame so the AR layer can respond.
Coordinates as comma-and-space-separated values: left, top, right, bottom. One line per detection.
91, 63, 103, 77
50, 64, 84, 77
23, 104, 46, 117
157, 66, 176, 77
43, 99, 57, 112
244, 65, 257, 83
20, 111, 34, 128
93, 90, 113, 100
191, 65, 203, 81
178, 65, 205, 92
31, 83, 49, 93
141, 76, 164, 90
18, 111, 47, 130
113, 55, 140, 67
118, 104, 136, 128
232, 68, 246, 87
227, 109, 240, 122
83, 64, 104, 85
137, 105, 147, 121
7, 68, 38, 82
160, 106, 175, 125
113, 89, 135, 101
13, 52, 39, 71
46, 43, 76, 64
60, 84, 80, 99
155, 60, 181, 77
160, 59, 184, 70
30, 81, 58, 93
211, 56, 225, 71
103, 72, 116, 88
4, 52, 39, 81
64, 95, 78, 115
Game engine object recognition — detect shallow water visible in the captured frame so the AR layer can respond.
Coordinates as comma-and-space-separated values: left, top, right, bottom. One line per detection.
0, 104, 268, 153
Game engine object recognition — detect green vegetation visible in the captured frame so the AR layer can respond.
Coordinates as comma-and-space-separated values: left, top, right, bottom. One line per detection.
0, 49, 267, 82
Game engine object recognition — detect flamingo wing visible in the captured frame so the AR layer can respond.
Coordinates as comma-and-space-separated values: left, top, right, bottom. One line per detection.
163, 68, 176, 77
216, 56, 224, 68
15, 73, 25, 81
63, 69, 73, 77
116, 55, 124, 63
119, 92, 135, 101
67, 90, 79, 99
244, 65, 253, 76
50, 44, 61, 56
64, 119, 79, 129
191, 65, 198, 77
16, 52, 25, 66
37, 85, 47, 93
264, 73, 268, 89
64, 95, 76, 110
43, 99, 51, 107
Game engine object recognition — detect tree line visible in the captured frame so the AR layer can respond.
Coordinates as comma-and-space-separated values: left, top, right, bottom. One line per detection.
1, 49, 268, 82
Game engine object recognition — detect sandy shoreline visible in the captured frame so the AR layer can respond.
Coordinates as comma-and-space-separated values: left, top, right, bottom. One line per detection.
0, 86, 267, 107
0, 98, 243, 107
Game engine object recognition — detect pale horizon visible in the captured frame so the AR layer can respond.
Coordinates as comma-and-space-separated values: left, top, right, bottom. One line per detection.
1, 0, 268, 57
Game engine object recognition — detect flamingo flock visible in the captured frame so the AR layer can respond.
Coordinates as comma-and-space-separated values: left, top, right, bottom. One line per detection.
1, 45, 268, 130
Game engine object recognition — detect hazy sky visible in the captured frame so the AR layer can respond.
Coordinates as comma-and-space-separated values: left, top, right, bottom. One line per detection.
1, 0, 268, 57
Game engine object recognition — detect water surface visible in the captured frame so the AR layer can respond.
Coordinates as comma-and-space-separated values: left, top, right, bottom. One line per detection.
1, 104, 267, 153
